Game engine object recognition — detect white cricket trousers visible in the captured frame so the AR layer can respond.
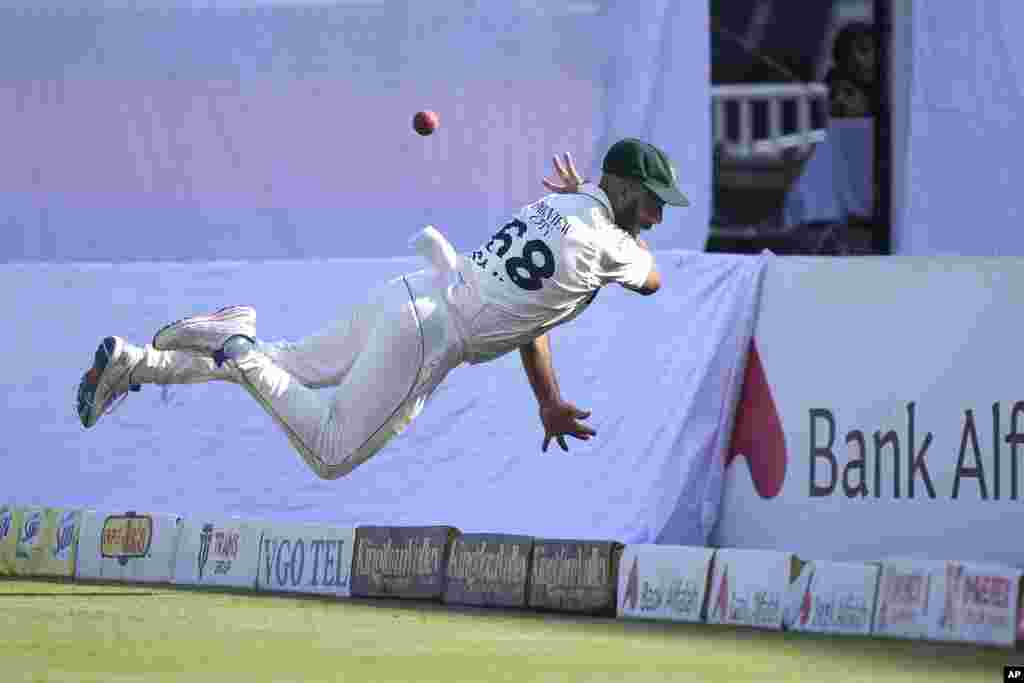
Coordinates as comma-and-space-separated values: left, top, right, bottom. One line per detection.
129, 270, 468, 479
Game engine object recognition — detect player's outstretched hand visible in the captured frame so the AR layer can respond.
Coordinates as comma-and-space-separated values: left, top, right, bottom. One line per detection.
539, 399, 597, 453
542, 152, 586, 194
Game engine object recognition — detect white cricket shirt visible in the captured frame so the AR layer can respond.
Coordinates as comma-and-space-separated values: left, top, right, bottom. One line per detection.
450, 183, 653, 364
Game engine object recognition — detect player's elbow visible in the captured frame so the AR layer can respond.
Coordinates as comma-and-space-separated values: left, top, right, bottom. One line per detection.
627, 269, 661, 296
638, 282, 660, 296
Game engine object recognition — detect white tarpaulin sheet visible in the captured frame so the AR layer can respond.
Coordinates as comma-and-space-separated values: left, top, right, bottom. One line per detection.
1, 250, 764, 546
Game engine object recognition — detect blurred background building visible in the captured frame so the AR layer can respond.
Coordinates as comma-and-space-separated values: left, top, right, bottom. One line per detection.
22, 2, 1023, 259
707, 0, 878, 255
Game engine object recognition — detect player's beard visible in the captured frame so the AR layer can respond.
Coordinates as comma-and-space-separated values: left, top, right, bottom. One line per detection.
616, 196, 650, 237
616, 196, 642, 236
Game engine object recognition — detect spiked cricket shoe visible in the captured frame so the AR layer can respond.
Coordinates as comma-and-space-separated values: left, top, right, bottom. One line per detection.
76, 336, 143, 429
153, 305, 256, 354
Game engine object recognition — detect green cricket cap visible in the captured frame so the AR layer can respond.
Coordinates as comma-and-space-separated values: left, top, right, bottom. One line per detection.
602, 138, 690, 207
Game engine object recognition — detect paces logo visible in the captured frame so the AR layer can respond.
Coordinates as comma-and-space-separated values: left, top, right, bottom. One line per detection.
726, 339, 787, 498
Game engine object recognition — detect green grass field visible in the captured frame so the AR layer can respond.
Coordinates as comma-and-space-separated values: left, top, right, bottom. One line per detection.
0, 579, 1014, 683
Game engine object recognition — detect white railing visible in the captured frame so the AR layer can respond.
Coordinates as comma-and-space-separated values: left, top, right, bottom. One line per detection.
712, 83, 829, 159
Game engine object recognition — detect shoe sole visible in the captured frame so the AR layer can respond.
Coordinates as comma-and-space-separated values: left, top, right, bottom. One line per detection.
152, 305, 255, 353
77, 336, 125, 429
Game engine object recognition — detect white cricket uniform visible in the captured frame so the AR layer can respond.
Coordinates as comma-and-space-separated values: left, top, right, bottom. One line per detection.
129, 183, 653, 479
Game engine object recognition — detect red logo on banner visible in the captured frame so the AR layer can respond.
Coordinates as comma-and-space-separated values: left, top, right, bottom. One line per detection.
799, 569, 815, 626
726, 339, 787, 498
713, 565, 730, 620
622, 556, 639, 611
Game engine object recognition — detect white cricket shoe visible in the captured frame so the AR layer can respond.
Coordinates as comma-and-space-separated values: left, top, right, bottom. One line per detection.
152, 305, 256, 354
76, 336, 144, 429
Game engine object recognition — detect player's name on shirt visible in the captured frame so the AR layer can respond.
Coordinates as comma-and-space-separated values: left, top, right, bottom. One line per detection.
527, 199, 572, 237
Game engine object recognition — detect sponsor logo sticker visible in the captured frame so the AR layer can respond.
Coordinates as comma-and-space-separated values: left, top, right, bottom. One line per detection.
52, 510, 78, 562
0, 507, 12, 542
101, 513, 153, 566
198, 524, 241, 579
16, 510, 43, 559
621, 555, 703, 618
877, 568, 930, 630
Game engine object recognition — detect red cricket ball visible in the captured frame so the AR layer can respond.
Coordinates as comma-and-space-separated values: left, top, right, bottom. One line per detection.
413, 110, 439, 136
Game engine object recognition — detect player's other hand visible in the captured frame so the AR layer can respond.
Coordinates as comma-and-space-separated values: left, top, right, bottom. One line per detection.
542, 152, 586, 194
539, 399, 597, 453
